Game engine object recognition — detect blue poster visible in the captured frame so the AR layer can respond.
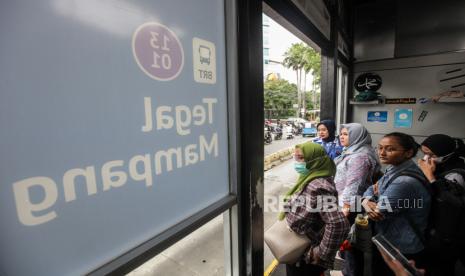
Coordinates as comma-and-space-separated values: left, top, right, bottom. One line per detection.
367, 111, 388, 122
394, 109, 413, 128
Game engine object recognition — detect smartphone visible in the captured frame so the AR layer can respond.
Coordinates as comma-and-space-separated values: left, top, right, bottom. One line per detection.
372, 234, 422, 276
422, 154, 430, 161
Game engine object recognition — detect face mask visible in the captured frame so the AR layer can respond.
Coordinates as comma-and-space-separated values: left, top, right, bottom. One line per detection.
433, 151, 454, 164
423, 152, 454, 164
294, 162, 309, 175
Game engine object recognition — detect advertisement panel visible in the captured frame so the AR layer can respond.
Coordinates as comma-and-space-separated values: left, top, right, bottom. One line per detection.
0, 0, 230, 275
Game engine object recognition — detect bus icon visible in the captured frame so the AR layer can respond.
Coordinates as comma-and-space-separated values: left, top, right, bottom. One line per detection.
193, 37, 216, 84
199, 45, 211, 65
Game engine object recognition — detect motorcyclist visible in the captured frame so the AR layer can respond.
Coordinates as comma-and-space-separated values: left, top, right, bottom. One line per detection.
264, 124, 272, 144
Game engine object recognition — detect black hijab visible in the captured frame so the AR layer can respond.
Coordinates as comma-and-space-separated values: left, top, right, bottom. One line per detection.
317, 119, 336, 143
421, 134, 465, 175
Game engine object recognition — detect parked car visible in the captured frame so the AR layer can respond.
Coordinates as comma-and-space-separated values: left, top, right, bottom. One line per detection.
286, 117, 308, 125
302, 122, 317, 137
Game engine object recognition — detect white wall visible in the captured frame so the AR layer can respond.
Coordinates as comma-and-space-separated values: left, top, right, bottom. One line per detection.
351, 52, 465, 146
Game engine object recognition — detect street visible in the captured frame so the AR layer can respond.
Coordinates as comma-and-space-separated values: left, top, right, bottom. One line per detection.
264, 135, 313, 156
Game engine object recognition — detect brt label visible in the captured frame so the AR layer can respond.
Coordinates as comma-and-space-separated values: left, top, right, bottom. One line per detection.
193, 37, 216, 84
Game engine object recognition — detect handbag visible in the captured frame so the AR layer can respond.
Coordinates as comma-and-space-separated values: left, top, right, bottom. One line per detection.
264, 219, 311, 264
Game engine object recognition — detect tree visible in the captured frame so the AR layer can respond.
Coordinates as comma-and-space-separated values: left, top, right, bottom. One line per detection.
264, 79, 298, 118
282, 43, 321, 117
303, 47, 321, 109
283, 43, 306, 117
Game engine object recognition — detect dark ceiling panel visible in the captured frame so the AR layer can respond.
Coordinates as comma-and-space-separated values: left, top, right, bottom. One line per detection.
353, 0, 396, 61
396, 0, 465, 57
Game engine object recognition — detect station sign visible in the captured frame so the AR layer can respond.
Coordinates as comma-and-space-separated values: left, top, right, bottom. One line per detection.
0, 0, 230, 275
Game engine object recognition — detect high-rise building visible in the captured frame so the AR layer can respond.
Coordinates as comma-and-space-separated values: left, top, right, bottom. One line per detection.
262, 14, 314, 89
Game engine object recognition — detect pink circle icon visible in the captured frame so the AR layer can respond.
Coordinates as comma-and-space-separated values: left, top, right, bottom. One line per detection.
132, 22, 184, 81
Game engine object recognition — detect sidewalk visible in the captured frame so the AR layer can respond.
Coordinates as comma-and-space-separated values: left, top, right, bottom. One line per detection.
127, 159, 294, 276
263, 160, 343, 276
128, 158, 343, 276
127, 214, 225, 276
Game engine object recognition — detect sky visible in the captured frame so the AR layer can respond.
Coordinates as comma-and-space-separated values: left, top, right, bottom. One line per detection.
264, 14, 314, 88
265, 16, 301, 63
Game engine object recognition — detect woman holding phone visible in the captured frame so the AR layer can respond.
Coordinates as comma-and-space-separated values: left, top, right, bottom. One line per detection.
417, 134, 465, 276
362, 132, 431, 276
418, 134, 465, 186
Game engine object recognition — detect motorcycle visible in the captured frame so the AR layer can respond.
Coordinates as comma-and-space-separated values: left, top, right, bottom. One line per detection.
293, 124, 303, 135
273, 126, 283, 140
264, 127, 272, 144
284, 125, 294, 139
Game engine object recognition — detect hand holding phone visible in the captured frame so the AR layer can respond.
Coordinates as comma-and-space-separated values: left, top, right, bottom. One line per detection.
372, 234, 424, 276
422, 154, 430, 161
418, 155, 436, 182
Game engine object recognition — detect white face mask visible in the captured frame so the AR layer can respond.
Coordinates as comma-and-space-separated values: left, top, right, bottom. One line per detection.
423, 152, 454, 164
424, 139, 459, 164
433, 151, 455, 164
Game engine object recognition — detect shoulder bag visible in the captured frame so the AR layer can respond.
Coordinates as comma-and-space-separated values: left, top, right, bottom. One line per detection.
264, 219, 311, 264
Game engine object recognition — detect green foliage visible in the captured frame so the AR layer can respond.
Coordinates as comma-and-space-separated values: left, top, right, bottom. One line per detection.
283, 43, 321, 85
264, 79, 297, 118
282, 43, 307, 71
264, 79, 297, 109
303, 47, 321, 89
304, 91, 320, 110
282, 43, 321, 117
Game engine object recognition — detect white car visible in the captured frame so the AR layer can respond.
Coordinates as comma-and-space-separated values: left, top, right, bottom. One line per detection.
287, 117, 308, 124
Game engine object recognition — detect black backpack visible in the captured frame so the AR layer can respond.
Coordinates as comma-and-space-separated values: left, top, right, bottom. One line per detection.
386, 168, 465, 252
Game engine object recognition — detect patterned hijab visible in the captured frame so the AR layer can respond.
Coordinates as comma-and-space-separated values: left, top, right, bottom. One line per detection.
278, 142, 336, 220
334, 123, 377, 165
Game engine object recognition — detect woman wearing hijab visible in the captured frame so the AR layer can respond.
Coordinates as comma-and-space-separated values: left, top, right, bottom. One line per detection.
417, 134, 465, 276
313, 119, 344, 160
279, 142, 349, 276
418, 134, 465, 186
334, 123, 380, 216
334, 123, 379, 276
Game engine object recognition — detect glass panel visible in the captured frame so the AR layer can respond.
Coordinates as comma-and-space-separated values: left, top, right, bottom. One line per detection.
262, 11, 323, 274
336, 64, 348, 131
128, 215, 226, 275
263, 48, 270, 56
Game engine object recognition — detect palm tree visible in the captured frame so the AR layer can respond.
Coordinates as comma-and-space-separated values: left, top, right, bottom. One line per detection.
283, 43, 321, 118
303, 47, 321, 111
283, 43, 306, 117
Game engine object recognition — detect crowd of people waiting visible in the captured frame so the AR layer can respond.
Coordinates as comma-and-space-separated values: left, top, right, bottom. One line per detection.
277, 119, 465, 276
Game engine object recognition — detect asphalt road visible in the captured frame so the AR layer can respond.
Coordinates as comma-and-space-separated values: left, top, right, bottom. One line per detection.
264, 134, 314, 156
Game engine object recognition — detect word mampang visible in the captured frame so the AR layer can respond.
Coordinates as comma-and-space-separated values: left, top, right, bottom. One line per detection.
12, 98, 220, 226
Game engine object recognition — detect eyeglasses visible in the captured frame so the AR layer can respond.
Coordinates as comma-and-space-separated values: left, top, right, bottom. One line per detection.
376, 146, 405, 154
